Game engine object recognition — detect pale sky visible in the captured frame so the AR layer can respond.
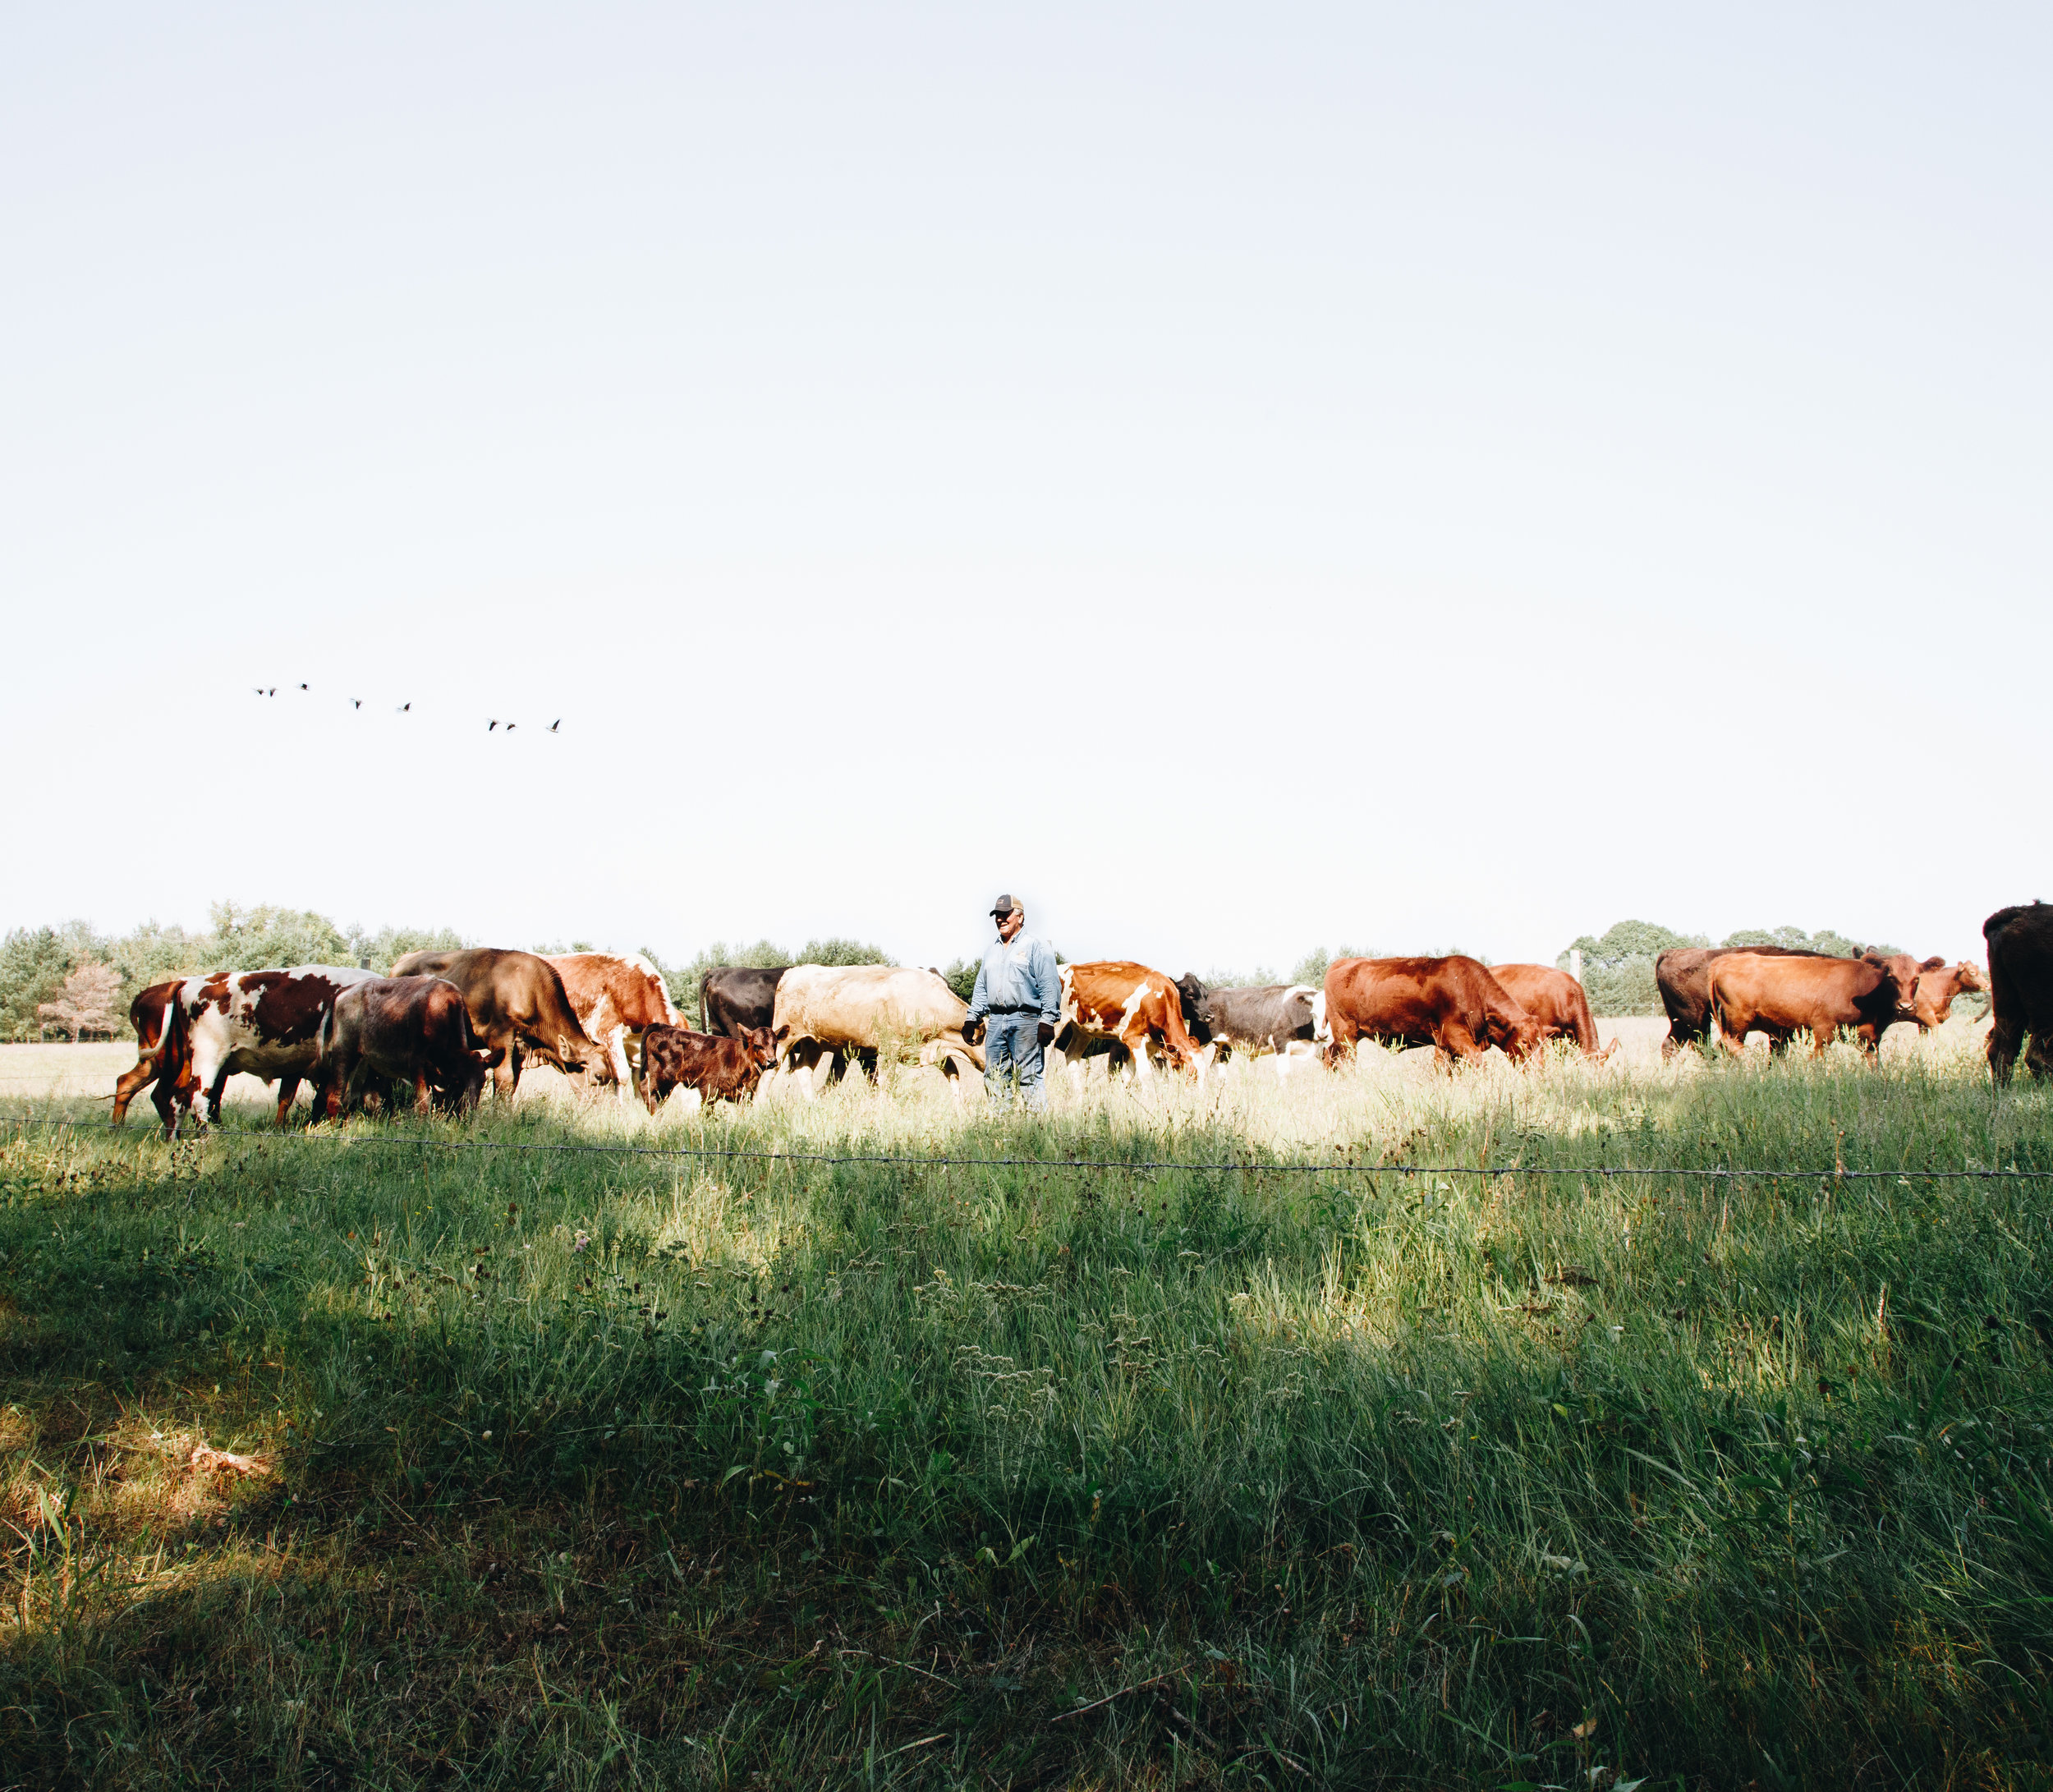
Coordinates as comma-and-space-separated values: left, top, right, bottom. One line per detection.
6, 3, 2046, 975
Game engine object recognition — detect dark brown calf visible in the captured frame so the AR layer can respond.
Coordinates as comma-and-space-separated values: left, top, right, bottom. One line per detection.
641, 1024, 777, 1111
318, 977, 488, 1119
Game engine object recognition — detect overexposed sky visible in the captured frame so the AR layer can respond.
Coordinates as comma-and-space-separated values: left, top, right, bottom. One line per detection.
5, 3, 2046, 973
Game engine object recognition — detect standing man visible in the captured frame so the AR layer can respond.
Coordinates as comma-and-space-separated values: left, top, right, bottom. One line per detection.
964, 894, 1062, 1112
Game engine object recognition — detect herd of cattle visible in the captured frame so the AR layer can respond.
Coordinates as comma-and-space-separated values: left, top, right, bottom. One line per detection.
100, 903, 2053, 1136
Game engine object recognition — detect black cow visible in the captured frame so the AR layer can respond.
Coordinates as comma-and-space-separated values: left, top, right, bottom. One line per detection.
1198, 983, 1322, 1060
1174, 974, 1214, 1044
1986, 902, 2053, 1083
700, 966, 790, 1037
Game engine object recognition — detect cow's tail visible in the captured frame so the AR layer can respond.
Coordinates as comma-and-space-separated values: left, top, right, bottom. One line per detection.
698, 970, 713, 1032
134, 995, 179, 1068
316, 1001, 337, 1065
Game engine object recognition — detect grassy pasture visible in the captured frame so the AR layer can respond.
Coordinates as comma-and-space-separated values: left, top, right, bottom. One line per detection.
1, 1026, 2049, 1790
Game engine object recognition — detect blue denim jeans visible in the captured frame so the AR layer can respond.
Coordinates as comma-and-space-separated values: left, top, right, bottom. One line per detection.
982, 1012, 1046, 1111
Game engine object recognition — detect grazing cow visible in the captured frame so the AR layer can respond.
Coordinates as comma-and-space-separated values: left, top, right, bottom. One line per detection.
1908, 959, 1989, 1032
318, 977, 488, 1118
700, 966, 790, 1037
1049, 962, 1208, 1080
1322, 957, 1544, 1068
110, 979, 189, 1130
1656, 945, 1828, 1057
119, 966, 378, 1135
544, 952, 678, 1100
1487, 965, 1614, 1060
389, 949, 595, 1097
1985, 903, 2053, 1082
1704, 953, 1907, 1058
640, 1024, 778, 1110
771, 966, 982, 1088
1188, 982, 1323, 1061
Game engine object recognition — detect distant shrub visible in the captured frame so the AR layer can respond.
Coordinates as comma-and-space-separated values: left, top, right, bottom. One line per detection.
1289, 946, 1371, 990
797, 938, 896, 967
940, 958, 980, 1004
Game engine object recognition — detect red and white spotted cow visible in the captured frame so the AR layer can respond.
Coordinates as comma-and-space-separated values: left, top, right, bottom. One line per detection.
121, 966, 377, 1136
1048, 961, 1208, 1082
544, 953, 678, 1101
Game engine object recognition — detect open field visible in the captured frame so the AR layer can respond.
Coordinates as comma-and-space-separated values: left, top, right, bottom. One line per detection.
2, 1024, 2049, 1790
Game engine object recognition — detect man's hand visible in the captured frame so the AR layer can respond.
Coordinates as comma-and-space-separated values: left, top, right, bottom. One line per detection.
963, 1016, 984, 1043
1037, 1021, 1056, 1048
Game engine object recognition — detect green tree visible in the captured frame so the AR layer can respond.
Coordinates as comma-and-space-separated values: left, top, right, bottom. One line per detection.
1555, 919, 1708, 1017
0, 922, 111, 1041
1290, 945, 1371, 990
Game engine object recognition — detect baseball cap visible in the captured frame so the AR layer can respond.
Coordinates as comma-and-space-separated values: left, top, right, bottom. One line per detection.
990, 894, 1022, 917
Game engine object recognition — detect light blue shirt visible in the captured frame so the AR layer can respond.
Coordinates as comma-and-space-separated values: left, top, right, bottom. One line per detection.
967, 932, 1061, 1026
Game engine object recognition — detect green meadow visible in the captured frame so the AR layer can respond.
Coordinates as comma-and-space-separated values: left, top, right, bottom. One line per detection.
2, 1031, 2049, 1790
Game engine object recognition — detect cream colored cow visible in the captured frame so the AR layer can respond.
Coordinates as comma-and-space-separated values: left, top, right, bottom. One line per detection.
771, 966, 984, 1093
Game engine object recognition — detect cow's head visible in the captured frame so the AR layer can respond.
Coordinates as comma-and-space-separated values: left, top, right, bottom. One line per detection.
1174, 973, 1214, 1041
1858, 959, 1911, 1025
742, 1025, 778, 1069
445, 1050, 489, 1114
1952, 959, 1990, 995
1490, 1007, 1546, 1063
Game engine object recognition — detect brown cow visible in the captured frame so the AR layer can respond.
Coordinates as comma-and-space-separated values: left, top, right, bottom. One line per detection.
544, 952, 678, 1100
110, 979, 190, 1131
1321, 957, 1543, 1068
1705, 952, 1906, 1059
1985, 903, 2053, 1082
1910, 959, 1988, 1032
317, 976, 488, 1119
388, 949, 595, 1097
1860, 951, 1945, 1026
1049, 962, 1207, 1080
1656, 945, 1829, 1057
1487, 964, 1614, 1060
640, 1024, 778, 1111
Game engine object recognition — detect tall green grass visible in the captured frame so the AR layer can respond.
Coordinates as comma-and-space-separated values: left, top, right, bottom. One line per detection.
1, 1041, 2048, 1788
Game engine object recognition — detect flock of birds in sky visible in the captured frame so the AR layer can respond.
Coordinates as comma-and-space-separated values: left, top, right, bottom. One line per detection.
250, 683, 561, 734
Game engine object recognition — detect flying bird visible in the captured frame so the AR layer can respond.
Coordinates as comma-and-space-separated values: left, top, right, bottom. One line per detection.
297, 682, 308, 691
488, 719, 498, 731
351, 699, 362, 710
505, 722, 516, 732
254, 687, 275, 696
549, 719, 561, 733
396, 702, 411, 713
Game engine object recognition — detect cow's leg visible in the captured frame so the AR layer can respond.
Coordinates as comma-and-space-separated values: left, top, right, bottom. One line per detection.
1987, 1013, 2022, 1084
273, 1074, 301, 1127
493, 1041, 522, 1100
111, 1056, 157, 1127
413, 1070, 433, 1116
2024, 1029, 2053, 1081
1125, 1032, 1154, 1080
608, 1027, 637, 1104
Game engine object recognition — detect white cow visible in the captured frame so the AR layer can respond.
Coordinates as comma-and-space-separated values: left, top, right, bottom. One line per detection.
771, 966, 983, 1093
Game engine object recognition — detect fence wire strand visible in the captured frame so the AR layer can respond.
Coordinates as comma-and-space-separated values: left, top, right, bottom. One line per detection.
2, 1111, 2046, 1181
